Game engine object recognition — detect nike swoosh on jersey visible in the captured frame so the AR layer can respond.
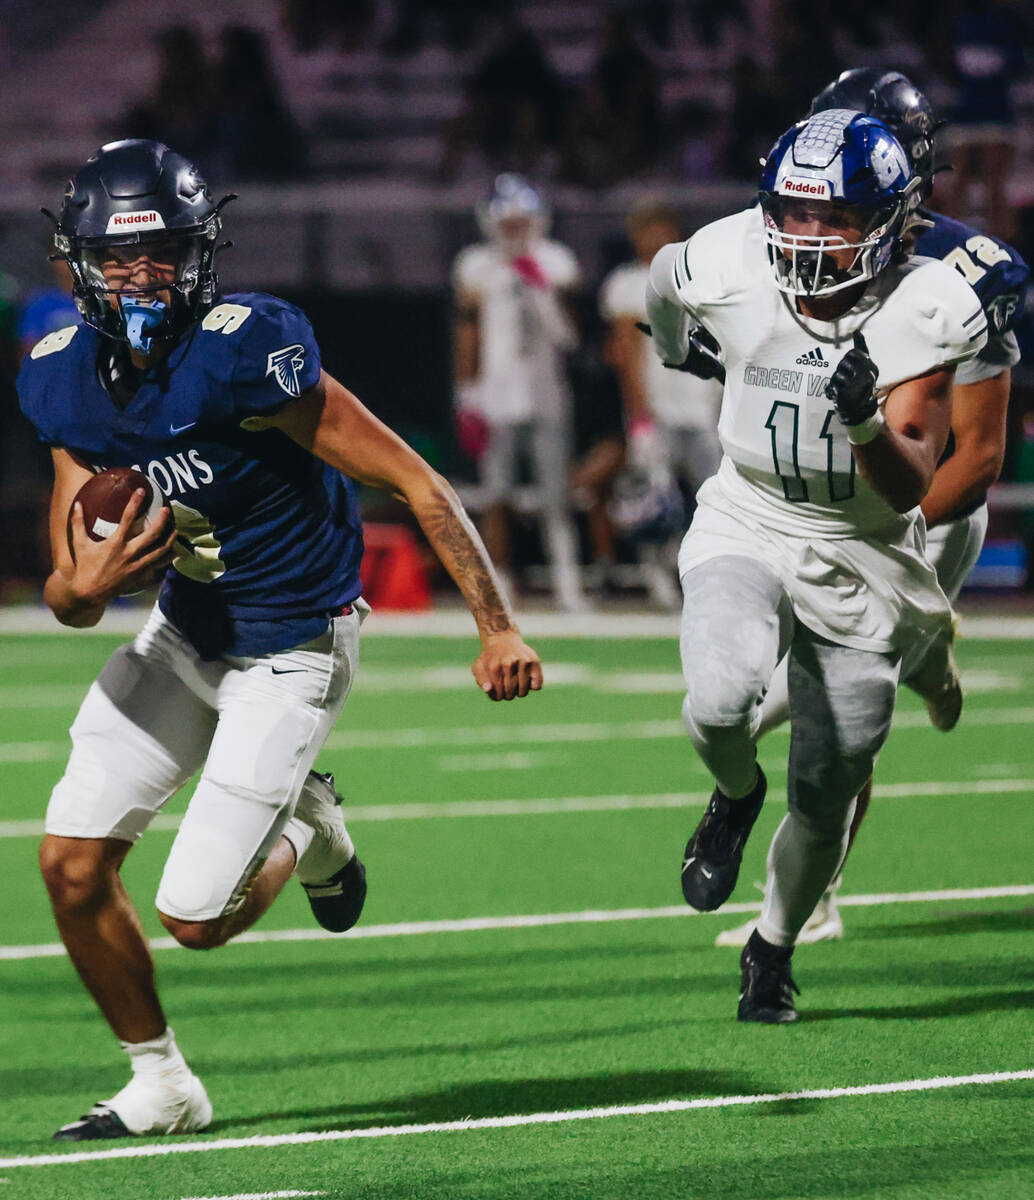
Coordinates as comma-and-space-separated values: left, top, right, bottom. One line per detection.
270, 666, 307, 675
169, 421, 197, 435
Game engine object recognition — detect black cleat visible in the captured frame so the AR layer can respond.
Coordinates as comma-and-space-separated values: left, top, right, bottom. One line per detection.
302, 855, 367, 933
53, 1105, 132, 1142
737, 935, 800, 1024
681, 767, 766, 911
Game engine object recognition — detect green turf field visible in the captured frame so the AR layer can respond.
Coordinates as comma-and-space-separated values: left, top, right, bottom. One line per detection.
1, 624, 1032, 1200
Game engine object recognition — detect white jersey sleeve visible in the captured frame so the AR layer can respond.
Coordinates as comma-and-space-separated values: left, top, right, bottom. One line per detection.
954, 328, 1019, 386
600, 263, 647, 320
452, 244, 490, 297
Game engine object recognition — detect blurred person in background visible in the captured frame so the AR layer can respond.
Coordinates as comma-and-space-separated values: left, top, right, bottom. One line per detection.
939, 0, 1029, 237
439, 14, 568, 180
452, 174, 587, 611
600, 199, 722, 608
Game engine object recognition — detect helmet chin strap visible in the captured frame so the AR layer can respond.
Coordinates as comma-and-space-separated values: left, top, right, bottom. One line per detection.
122, 298, 168, 353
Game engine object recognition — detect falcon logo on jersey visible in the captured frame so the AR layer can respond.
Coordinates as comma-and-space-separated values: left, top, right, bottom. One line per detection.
795, 346, 830, 367
266, 344, 306, 397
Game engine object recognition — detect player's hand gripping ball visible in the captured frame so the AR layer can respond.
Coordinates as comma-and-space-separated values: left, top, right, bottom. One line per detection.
67, 467, 166, 562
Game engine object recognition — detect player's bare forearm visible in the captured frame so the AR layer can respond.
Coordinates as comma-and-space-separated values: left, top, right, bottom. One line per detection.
409, 474, 515, 641
920, 372, 1009, 527
851, 370, 953, 513
851, 426, 940, 512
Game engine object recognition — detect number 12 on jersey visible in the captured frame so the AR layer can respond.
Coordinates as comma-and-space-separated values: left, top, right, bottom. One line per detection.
765, 402, 855, 503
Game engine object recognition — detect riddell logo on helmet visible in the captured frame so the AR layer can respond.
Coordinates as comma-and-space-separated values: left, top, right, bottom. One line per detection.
105, 210, 166, 233
778, 178, 832, 199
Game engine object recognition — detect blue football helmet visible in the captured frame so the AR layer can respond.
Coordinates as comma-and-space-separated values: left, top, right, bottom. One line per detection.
47, 139, 234, 351
758, 110, 918, 298
476, 173, 548, 251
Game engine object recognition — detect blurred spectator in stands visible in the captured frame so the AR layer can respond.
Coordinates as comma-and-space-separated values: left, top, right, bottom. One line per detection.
281, 0, 376, 54
451, 175, 587, 611
383, 0, 492, 56
599, 198, 722, 607
440, 15, 568, 180
725, 55, 791, 181
561, 11, 665, 187
17, 259, 78, 360
215, 26, 308, 181
123, 25, 219, 173
938, 0, 1030, 237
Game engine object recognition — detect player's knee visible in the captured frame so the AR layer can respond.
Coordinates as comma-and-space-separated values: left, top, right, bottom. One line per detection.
38, 839, 116, 915
682, 682, 761, 735
157, 911, 229, 951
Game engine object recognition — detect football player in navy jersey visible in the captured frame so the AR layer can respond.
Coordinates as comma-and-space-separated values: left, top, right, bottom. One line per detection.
713, 69, 1030, 950
18, 140, 543, 1141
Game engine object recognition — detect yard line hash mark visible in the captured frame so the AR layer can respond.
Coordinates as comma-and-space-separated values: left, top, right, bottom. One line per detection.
2, 1070, 1031, 1169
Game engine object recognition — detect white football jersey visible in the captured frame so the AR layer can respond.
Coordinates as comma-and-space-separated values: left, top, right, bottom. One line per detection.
600, 261, 722, 431
453, 238, 579, 422
653, 208, 988, 538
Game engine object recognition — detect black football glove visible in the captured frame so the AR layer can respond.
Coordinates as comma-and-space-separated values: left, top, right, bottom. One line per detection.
635, 322, 726, 384
825, 332, 878, 427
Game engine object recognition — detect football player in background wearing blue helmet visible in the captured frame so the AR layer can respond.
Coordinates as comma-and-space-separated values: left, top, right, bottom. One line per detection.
714, 69, 1030, 950
452, 173, 587, 611
646, 110, 988, 1022
19, 140, 543, 1141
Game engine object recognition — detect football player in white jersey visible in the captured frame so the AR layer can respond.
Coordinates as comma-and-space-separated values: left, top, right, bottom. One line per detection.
600, 199, 723, 607
453, 174, 587, 611
714, 69, 1030, 950
645, 110, 987, 1022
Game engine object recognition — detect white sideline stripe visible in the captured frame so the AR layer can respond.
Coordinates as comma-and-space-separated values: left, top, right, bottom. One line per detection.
2, 883, 1032, 963
2, 605, 1034, 639
3, 703, 1034, 763
2, 1070, 1032, 1169
1, 777, 1032, 841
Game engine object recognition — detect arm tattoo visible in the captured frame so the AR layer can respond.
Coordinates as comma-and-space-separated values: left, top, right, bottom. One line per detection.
423, 491, 512, 635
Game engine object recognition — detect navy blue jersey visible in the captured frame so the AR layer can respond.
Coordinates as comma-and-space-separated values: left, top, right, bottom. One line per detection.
18, 292, 363, 659
915, 211, 1029, 340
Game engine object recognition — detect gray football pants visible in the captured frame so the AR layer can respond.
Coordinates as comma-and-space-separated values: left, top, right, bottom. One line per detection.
680, 556, 900, 945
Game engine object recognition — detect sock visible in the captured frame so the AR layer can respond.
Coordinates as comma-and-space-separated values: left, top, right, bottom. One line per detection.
758, 812, 847, 946
120, 1026, 189, 1080
281, 817, 315, 865
747, 927, 793, 962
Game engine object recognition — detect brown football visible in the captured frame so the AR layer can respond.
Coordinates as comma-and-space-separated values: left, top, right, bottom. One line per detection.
67, 467, 164, 559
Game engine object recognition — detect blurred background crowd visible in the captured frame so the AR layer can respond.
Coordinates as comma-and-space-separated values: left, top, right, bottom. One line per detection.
1, 0, 1033, 609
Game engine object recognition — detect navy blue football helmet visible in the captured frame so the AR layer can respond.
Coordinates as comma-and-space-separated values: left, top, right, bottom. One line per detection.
48, 140, 233, 351
758, 110, 917, 298
809, 69, 942, 196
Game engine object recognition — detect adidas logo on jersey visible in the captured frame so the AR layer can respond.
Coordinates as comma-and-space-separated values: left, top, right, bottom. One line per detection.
795, 346, 829, 367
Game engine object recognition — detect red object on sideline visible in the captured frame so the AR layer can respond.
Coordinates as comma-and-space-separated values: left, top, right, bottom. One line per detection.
359, 523, 432, 611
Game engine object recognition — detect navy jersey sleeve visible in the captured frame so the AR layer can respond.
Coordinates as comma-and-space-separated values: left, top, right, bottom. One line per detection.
916, 214, 1030, 337
210, 295, 322, 418
16, 323, 89, 447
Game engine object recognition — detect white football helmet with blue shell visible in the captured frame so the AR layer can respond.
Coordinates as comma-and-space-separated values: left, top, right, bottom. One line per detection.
758, 110, 919, 298
476, 173, 549, 253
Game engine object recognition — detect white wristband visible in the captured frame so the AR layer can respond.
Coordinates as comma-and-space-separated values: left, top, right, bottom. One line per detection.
845, 408, 886, 445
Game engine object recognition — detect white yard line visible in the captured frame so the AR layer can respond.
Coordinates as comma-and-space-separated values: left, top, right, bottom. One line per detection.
179, 1193, 323, 1200
2, 703, 1034, 763
1, 1069, 1031, 1170
2, 883, 1032, 963
1, 777, 1032, 841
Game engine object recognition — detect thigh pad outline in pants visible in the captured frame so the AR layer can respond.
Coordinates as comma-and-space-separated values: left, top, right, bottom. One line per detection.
680, 555, 795, 733
46, 643, 217, 842
156, 611, 362, 922
787, 634, 899, 838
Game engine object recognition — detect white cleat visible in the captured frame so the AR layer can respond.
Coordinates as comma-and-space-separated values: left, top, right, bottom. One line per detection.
715, 891, 844, 947
54, 1071, 212, 1141
905, 641, 963, 732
